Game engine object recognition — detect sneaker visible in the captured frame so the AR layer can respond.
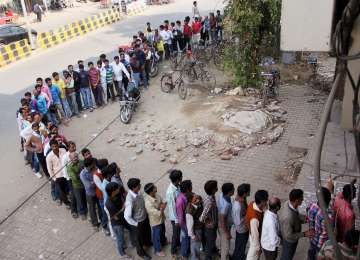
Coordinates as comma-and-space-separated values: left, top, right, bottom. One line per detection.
120, 255, 132, 259
72, 213, 79, 219
93, 226, 100, 232
34, 172, 43, 178
89, 108, 94, 112
103, 227, 111, 236
142, 255, 151, 260
156, 251, 166, 257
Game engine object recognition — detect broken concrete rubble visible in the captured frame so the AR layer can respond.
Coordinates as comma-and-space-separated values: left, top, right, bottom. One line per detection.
225, 87, 244, 96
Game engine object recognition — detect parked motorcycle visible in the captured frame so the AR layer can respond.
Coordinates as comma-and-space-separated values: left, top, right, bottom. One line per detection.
119, 80, 140, 124
149, 46, 159, 78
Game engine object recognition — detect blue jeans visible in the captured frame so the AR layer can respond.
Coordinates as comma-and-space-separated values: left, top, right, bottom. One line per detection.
190, 229, 203, 260
113, 225, 126, 256
280, 240, 298, 260
61, 98, 72, 118
48, 111, 58, 126
80, 87, 94, 109
180, 228, 190, 258
33, 152, 40, 172
98, 199, 108, 228
133, 70, 148, 89
152, 223, 166, 253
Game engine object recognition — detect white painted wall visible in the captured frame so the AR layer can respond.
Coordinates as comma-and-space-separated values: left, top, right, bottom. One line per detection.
280, 0, 335, 52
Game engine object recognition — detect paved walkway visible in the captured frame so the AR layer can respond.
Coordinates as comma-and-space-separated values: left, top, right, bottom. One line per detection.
0, 81, 328, 259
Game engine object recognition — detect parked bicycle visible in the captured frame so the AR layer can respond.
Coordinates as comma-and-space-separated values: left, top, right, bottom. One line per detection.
170, 50, 186, 71
160, 70, 187, 99
181, 58, 216, 91
260, 68, 280, 107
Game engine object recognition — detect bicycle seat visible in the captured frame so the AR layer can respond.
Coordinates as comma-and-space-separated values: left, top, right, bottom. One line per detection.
308, 56, 318, 64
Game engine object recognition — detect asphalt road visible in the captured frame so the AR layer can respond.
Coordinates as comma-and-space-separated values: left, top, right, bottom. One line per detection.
0, 0, 222, 220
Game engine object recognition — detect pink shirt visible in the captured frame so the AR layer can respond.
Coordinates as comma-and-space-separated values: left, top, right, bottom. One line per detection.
334, 193, 355, 242
41, 84, 52, 103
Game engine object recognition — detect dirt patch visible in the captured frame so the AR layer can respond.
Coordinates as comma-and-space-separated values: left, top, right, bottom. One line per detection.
274, 151, 307, 185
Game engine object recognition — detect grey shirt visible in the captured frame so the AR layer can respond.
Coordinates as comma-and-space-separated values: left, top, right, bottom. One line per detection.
124, 190, 147, 226
279, 201, 305, 243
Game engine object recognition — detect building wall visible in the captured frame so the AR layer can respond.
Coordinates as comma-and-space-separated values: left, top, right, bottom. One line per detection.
341, 15, 360, 129
280, 0, 335, 52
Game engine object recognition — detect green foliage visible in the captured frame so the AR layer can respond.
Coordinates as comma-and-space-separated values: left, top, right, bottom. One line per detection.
223, 0, 281, 88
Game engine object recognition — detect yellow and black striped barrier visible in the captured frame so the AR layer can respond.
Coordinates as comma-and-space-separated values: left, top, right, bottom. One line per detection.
0, 39, 32, 67
37, 7, 130, 50
0, 4, 148, 67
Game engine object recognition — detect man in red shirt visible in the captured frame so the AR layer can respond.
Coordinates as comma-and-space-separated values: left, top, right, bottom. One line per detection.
183, 16, 193, 50
192, 16, 202, 45
334, 183, 357, 242
88, 61, 103, 107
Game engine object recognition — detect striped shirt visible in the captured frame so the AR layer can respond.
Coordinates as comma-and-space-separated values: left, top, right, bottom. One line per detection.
308, 202, 334, 249
105, 66, 114, 84
199, 194, 218, 228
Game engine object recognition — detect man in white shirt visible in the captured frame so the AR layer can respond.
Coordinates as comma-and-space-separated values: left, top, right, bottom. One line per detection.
192, 1, 200, 18
159, 25, 172, 59
97, 60, 108, 105
124, 178, 152, 260
246, 190, 269, 260
111, 56, 131, 100
46, 139, 70, 206
261, 197, 281, 260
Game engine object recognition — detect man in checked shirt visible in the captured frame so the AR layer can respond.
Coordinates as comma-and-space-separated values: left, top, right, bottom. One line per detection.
199, 180, 219, 260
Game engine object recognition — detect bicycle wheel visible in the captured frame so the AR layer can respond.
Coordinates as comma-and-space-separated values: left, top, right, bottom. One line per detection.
182, 66, 196, 83
201, 70, 216, 90
160, 74, 174, 93
177, 78, 187, 100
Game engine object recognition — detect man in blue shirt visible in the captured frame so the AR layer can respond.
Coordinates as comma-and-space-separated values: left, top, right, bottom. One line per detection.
45, 77, 64, 125
32, 89, 48, 118
79, 64, 94, 111
134, 44, 148, 89
80, 157, 102, 231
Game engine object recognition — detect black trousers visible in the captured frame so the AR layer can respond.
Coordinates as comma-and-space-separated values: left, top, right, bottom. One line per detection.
232, 231, 249, 260
107, 83, 116, 100
122, 77, 129, 92
55, 177, 70, 205
263, 248, 278, 260
171, 220, 181, 255
86, 194, 102, 227
36, 152, 49, 177
183, 36, 191, 50
204, 227, 217, 260
75, 91, 83, 111
130, 218, 152, 257
164, 43, 170, 59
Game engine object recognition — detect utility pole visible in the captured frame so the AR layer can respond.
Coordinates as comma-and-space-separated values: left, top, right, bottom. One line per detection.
43, 0, 48, 12
20, 0, 35, 49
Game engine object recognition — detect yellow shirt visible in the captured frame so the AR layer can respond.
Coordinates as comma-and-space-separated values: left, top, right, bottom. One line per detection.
144, 194, 165, 227
54, 79, 66, 99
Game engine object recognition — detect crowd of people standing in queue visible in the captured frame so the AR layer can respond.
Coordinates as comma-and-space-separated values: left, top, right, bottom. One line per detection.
14, 1, 359, 260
